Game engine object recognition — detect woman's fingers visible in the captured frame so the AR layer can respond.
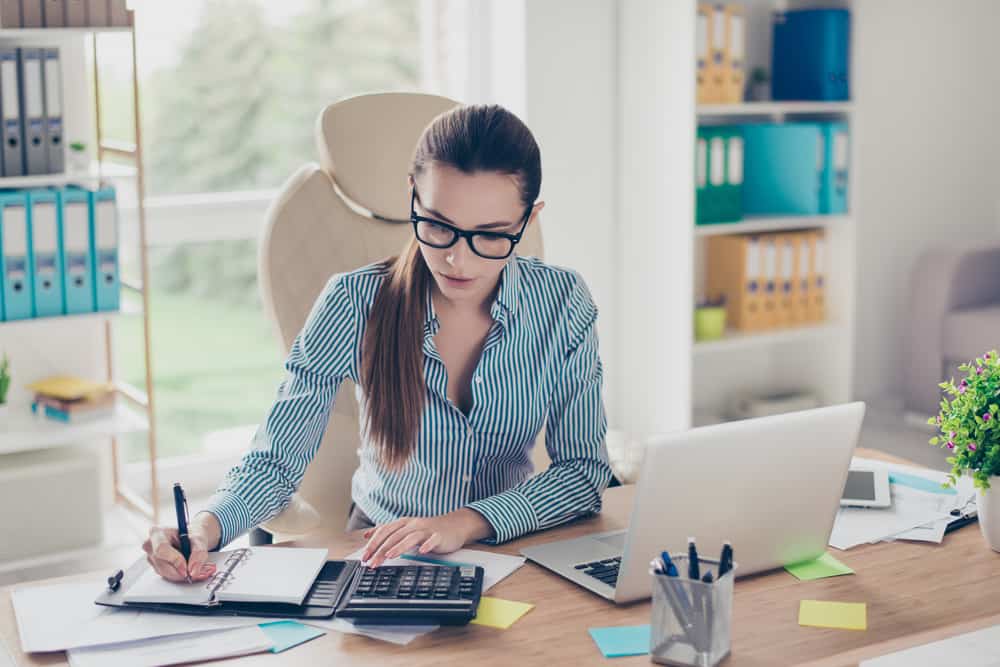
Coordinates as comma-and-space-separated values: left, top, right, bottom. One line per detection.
369, 525, 426, 568
362, 520, 410, 562
147, 527, 188, 581
384, 530, 428, 560
419, 532, 443, 554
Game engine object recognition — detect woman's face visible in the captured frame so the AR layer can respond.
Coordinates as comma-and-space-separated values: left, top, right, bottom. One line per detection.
411, 164, 542, 309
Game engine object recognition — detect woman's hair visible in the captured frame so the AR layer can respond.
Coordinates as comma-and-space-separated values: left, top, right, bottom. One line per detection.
359, 104, 542, 469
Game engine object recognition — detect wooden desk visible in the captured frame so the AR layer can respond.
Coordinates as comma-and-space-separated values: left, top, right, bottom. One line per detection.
3, 448, 999, 666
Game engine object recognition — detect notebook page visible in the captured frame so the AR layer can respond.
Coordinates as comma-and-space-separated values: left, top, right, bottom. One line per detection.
216, 547, 329, 605
123, 551, 241, 606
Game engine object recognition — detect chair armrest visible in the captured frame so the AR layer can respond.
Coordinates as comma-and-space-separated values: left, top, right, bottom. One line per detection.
259, 493, 322, 539
903, 242, 1000, 415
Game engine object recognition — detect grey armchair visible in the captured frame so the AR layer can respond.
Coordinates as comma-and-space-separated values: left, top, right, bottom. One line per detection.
903, 242, 1000, 417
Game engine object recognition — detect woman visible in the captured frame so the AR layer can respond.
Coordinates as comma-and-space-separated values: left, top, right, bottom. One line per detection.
143, 104, 612, 582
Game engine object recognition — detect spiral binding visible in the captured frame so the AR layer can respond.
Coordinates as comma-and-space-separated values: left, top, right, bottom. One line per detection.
205, 547, 252, 599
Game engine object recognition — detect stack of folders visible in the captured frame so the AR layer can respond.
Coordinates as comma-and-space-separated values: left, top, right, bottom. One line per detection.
0, 46, 68, 177
706, 230, 825, 333
696, 122, 849, 225
696, 3, 745, 104
28, 374, 115, 423
0, 185, 120, 322
0, 1, 131, 29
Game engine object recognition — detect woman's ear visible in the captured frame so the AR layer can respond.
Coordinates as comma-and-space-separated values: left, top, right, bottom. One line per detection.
527, 200, 545, 225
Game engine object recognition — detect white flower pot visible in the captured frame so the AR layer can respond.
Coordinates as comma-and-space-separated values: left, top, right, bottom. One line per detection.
976, 477, 1000, 552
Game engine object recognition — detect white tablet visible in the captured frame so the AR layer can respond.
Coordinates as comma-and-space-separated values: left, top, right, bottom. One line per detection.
840, 468, 891, 508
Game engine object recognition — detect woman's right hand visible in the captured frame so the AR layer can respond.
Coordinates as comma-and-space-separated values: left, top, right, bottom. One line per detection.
142, 512, 223, 582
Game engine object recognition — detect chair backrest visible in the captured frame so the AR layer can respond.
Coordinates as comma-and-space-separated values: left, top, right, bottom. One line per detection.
258, 93, 545, 537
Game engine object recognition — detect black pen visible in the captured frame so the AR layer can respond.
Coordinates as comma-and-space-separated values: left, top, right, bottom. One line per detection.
718, 541, 733, 578
688, 538, 700, 580
173, 482, 192, 583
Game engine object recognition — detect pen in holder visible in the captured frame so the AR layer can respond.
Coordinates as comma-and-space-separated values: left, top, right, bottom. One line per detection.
650, 556, 736, 667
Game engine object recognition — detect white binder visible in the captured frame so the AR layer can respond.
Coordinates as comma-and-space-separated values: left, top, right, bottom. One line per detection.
43, 49, 64, 174
20, 48, 47, 176
0, 49, 23, 177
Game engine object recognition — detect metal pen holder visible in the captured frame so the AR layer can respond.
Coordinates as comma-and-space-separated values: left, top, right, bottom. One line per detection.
650, 556, 736, 667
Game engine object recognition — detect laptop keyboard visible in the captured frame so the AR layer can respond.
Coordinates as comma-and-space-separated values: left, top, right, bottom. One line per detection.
574, 556, 622, 587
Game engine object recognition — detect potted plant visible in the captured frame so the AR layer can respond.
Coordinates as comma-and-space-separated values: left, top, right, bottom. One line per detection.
929, 349, 1000, 551
694, 295, 727, 342
0, 353, 10, 418
747, 67, 770, 102
68, 141, 89, 173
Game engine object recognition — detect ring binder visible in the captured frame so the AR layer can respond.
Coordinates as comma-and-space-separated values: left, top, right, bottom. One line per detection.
205, 548, 252, 599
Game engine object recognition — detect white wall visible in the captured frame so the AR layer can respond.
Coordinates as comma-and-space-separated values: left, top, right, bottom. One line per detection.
854, 0, 1000, 401
489, 0, 624, 427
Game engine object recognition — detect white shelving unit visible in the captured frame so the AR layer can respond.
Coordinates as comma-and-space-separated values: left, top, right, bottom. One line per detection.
689, 0, 858, 425
0, 11, 161, 562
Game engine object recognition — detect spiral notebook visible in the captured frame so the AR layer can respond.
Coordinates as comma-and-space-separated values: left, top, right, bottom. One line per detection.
123, 547, 329, 607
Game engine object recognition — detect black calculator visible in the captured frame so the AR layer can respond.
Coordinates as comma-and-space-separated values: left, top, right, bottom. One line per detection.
327, 559, 485, 625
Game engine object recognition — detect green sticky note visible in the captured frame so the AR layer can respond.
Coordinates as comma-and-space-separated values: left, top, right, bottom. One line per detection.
259, 620, 325, 653
798, 600, 867, 631
470, 596, 534, 629
588, 624, 651, 658
785, 552, 855, 581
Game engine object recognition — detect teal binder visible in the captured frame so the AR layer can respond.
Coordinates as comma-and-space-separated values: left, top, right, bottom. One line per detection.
696, 126, 743, 225
27, 188, 64, 317
91, 187, 120, 312
0, 191, 31, 320
818, 122, 849, 214
59, 186, 95, 314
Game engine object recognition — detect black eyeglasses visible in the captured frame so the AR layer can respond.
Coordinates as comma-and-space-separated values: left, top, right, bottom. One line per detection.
410, 188, 532, 260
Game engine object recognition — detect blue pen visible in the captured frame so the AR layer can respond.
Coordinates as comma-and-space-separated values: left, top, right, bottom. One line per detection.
688, 538, 700, 580
718, 542, 733, 578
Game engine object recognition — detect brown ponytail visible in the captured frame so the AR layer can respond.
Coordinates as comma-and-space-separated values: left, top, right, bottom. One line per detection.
360, 104, 541, 468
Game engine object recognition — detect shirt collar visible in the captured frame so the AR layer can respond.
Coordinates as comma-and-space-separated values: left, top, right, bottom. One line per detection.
422, 255, 521, 337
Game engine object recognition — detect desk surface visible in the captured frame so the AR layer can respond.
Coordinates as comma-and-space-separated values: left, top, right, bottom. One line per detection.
3, 448, 1000, 667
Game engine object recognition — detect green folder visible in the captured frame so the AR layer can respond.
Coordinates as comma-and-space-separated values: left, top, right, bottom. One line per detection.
696, 125, 744, 225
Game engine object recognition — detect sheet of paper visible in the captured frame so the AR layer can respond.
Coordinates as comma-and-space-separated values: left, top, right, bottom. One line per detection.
258, 620, 324, 653
0, 636, 15, 667
798, 600, 867, 631
344, 546, 525, 592
893, 517, 950, 544
12, 579, 275, 653
587, 624, 651, 658
785, 552, 855, 581
66, 626, 271, 667
469, 597, 534, 629
829, 457, 972, 550
220, 546, 329, 604
302, 617, 438, 645
861, 623, 1000, 666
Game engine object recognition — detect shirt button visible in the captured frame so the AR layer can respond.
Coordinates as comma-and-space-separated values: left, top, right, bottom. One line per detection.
475, 376, 483, 384
462, 474, 471, 482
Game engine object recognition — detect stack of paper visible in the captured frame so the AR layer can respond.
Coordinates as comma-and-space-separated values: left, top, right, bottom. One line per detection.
829, 457, 976, 550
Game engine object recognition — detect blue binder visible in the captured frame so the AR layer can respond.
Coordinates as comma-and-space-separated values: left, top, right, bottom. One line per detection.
91, 187, 120, 312
818, 122, 849, 214
0, 191, 32, 320
771, 9, 850, 101
741, 123, 820, 216
59, 186, 95, 314
28, 188, 64, 317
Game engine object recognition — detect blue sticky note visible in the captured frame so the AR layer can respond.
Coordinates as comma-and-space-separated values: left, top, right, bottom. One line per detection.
588, 624, 650, 658
259, 620, 325, 653
890, 472, 957, 495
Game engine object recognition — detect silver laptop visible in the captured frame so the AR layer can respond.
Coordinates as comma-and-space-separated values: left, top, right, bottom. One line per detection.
521, 402, 866, 603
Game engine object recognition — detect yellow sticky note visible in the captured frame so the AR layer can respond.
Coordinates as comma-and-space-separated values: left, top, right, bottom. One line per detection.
469, 596, 534, 629
798, 600, 867, 631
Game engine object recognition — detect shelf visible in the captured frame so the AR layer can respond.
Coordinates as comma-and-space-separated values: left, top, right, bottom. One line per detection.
0, 403, 148, 456
0, 163, 136, 190
695, 215, 849, 237
0, 26, 131, 38
698, 101, 854, 118
0, 303, 140, 331
693, 322, 842, 355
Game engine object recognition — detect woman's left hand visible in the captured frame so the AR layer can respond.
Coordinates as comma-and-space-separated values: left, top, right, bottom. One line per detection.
361, 508, 494, 567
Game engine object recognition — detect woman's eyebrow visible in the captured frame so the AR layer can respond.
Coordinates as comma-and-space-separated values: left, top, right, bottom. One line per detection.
423, 205, 517, 229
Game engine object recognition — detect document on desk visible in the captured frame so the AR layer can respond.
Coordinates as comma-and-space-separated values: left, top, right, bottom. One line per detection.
829, 457, 973, 550
302, 617, 439, 646
345, 546, 525, 592
0, 636, 14, 667
12, 579, 274, 653
66, 625, 272, 667
861, 623, 1000, 666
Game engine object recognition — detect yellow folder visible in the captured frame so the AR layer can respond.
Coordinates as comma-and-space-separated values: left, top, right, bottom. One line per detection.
789, 231, 809, 327
707, 234, 766, 332
721, 4, 746, 104
761, 234, 779, 329
809, 230, 827, 323
697, 4, 715, 104
708, 4, 727, 103
775, 233, 795, 328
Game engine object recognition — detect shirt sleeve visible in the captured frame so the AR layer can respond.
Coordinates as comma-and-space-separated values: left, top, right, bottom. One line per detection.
467, 274, 612, 544
199, 274, 361, 549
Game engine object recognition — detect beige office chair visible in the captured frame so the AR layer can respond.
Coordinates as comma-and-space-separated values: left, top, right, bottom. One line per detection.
254, 93, 546, 543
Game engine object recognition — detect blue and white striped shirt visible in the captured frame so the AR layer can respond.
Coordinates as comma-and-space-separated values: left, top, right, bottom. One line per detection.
204, 254, 612, 547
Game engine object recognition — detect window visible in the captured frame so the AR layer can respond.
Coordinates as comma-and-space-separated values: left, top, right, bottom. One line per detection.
106, 0, 436, 465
